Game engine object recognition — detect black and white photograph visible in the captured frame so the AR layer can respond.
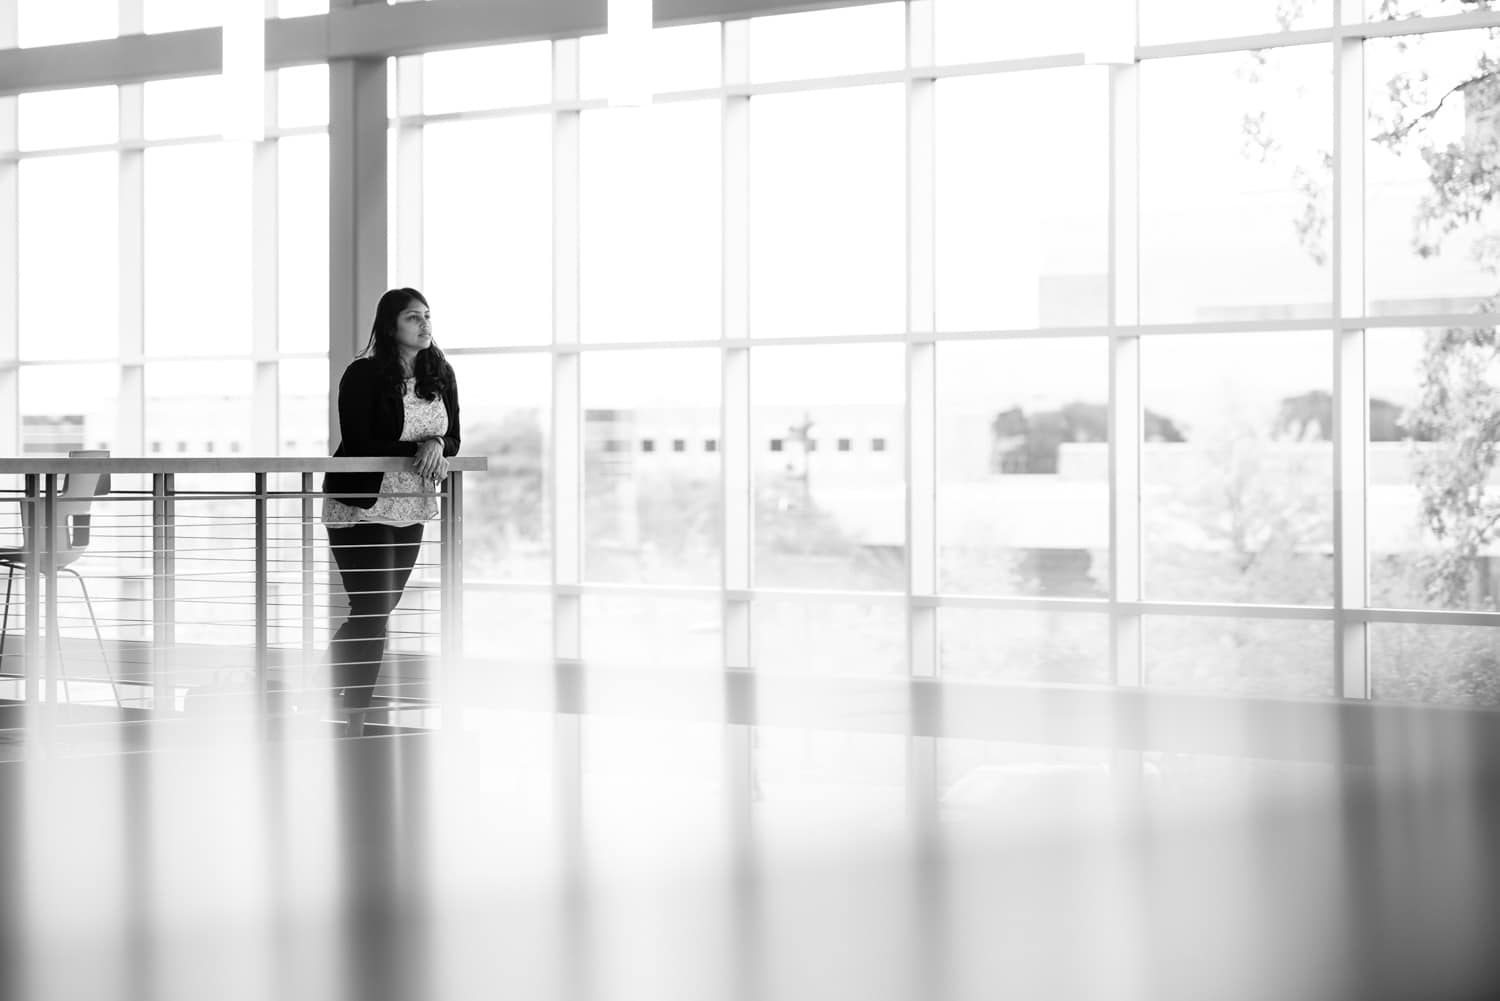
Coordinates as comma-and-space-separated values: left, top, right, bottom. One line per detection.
1, 1, 1498, 999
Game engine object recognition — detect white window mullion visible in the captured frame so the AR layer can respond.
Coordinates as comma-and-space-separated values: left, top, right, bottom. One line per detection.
906, 0, 937, 683
904, 0, 940, 833
394, 54, 424, 288
721, 19, 755, 843
1333, 9, 1369, 699
552, 38, 583, 663
0, 1, 16, 455
118, 77, 145, 458
723, 19, 752, 671
252, 66, 279, 455
1108, 57, 1143, 688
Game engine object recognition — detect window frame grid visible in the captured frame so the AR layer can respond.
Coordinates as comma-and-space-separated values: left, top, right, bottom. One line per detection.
3, 0, 1499, 691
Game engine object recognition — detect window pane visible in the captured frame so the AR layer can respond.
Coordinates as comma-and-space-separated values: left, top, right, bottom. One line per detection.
278, 358, 328, 457
939, 609, 1109, 684
580, 102, 720, 342
578, 22, 721, 99
17, 86, 117, 151
1142, 332, 1333, 605
1371, 622, 1500, 709
278, 134, 328, 353
750, 86, 904, 338
465, 593, 551, 663
936, 69, 1108, 330
144, 361, 253, 456
19, 153, 118, 361
1141, 48, 1332, 323
459, 353, 551, 583
20, 365, 119, 455
753, 344, 905, 591
277, 64, 328, 129
1365, 30, 1500, 316
938, 339, 1109, 596
581, 596, 721, 669
423, 116, 552, 347
583, 349, 720, 585
1145, 615, 1333, 697
145, 144, 252, 356
934, 0, 1085, 63
1140, 0, 1331, 44
17, 0, 115, 47
749, 3, 905, 83
1368, 327, 1500, 611
421, 40, 551, 113
755, 598, 905, 675
144, 75, 223, 140
143, 0, 219, 33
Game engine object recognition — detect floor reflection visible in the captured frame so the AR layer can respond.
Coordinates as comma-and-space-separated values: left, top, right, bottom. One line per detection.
0, 713, 1496, 1001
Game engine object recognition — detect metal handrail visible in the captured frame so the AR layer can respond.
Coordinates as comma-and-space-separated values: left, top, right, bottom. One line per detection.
0, 457, 488, 474
1, 456, 487, 736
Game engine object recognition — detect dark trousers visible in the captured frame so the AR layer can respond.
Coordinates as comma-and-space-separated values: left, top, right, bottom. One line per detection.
327, 522, 424, 713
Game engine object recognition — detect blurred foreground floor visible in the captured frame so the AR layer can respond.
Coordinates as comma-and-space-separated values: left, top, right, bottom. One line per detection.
1, 712, 1497, 1001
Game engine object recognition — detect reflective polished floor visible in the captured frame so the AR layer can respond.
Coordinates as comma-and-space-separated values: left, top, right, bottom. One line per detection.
1, 706, 1497, 1001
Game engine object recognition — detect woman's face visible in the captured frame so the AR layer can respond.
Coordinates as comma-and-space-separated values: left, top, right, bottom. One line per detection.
392, 298, 432, 356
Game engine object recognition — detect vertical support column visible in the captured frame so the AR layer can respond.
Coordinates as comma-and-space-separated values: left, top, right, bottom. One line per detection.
552, 38, 583, 664
252, 63, 280, 456
151, 473, 175, 713
1107, 58, 1143, 689
119, 0, 145, 457
42, 475, 58, 712
22, 474, 39, 712
722, 19, 752, 671
328, 0, 388, 448
393, 54, 424, 287
254, 471, 269, 711
301, 471, 314, 656
439, 471, 464, 725
1333, 12, 1369, 699
0, 1, 16, 457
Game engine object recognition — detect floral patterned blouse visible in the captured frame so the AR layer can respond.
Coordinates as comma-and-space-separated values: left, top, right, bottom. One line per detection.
322, 378, 448, 528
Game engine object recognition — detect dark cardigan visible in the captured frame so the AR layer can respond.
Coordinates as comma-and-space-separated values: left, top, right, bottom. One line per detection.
323, 356, 462, 509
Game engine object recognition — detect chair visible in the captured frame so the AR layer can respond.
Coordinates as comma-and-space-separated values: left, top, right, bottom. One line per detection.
0, 450, 122, 708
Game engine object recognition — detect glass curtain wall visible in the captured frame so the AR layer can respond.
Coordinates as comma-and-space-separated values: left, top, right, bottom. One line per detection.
7, 60, 329, 461
3, 1, 1498, 709
398, 0, 1500, 706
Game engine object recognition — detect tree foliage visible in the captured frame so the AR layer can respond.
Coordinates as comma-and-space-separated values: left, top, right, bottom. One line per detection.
1256, 0, 1500, 609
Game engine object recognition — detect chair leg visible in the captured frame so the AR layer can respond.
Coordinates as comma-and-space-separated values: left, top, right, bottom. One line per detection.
61, 567, 122, 709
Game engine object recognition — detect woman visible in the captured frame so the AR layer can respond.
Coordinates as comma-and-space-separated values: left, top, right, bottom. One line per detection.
322, 287, 460, 734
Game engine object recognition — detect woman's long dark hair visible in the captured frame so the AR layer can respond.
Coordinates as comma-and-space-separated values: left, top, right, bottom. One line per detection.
360, 287, 452, 402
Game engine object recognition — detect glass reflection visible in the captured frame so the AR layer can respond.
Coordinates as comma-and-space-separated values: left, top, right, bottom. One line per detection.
751, 345, 905, 591
1140, 48, 1332, 323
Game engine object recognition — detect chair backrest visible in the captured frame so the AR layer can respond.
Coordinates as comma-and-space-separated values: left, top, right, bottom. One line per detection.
21, 450, 111, 568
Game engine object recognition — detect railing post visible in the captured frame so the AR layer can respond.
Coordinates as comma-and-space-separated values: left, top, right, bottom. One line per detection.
42, 474, 58, 723
22, 474, 39, 717
255, 472, 269, 718
152, 473, 175, 714
301, 472, 314, 657
440, 470, 464, 726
